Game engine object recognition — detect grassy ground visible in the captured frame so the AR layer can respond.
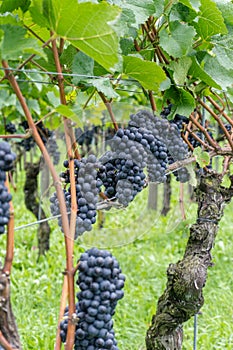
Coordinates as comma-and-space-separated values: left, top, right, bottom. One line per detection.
1, 171, 233, 349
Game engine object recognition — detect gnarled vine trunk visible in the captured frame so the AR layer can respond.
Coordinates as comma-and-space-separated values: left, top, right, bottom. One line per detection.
0, 270, 22, 349
24, 162, 50, 255
146, 173, 233, 350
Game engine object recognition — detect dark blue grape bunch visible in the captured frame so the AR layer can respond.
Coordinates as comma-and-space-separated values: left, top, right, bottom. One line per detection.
129, 110, 190, 182
5, 122, 16, 134
60, 248, 125, 350
109, 124, 167, 184
160, 105, 189, 132
19, 120, 35, 151
46, 131, 60, 165
170, 114, 189, 132
0, 142, 15, 234
19, 120, 59, 154
0, 141, 16, 171
50, 155, 99, 238
129, 110, 189, 163
98, 152, 146, 206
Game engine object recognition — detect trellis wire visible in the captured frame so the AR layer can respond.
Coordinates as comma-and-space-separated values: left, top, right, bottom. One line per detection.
0, 66, 137, 82
1, 67, 228, 92
15, 78, 145, 94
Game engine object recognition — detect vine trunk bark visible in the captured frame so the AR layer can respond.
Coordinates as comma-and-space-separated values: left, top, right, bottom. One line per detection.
0, 271, 22, 349
24, 162, 50, 255
146, 173, 233, 350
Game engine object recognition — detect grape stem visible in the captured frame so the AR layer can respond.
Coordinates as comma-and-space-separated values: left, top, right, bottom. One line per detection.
181, 131, 194, 151
148, 91, 157, 112
0, 331, 15, 350
2, 176, 14, 275
55, 276, 68, 350
222, 156, 232, 177
98, 91, 119, 131
198, 98, 233, 151
183, 125, 215, 151
1, 59, 74, 350
206, 93, 233, 128
51, 35, 77, 350
189, 112, 220, 151
166, 146, 233, 178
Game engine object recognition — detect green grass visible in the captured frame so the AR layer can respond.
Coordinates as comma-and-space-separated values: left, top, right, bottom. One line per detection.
1, 172, 233, 349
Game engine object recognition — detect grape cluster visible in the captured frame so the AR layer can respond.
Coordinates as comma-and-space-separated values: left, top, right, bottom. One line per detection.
50, 155, 99, 237
170, 114, 189, 132
20, 120, 51, 151
50, 110, 193, 235
98, 152, 146, 206
19, 121, 60, 163
60, 248, 125, 350
0, 141, 16, 171
46, 131, 60, 165
160, 104, 189, 132
5, 122, 16, 134
129, 110, 189, 162
105, 122, 168, 189
0, 142, 15, 234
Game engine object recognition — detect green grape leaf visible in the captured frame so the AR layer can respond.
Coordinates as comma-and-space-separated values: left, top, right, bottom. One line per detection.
55, 104, 83, 127
214, 0, 233, 26
123, 55, 167, 91
164, 86, 195, 116
113, 0, 163, 27
0, 0, 30, 13
170, 3, 197, 22
113, 8, 136, 36
160, 21, 196, 58
170, 56, 192, 85
30, 0, 50, 28
221, 174, 231, 188
90, 78, 119, 99
229, 163, 233, 175
212, 36, 233, 71
45, 0, 121, 72
33, 47, 57, 73
0, 13, 18, 25
204, 54, 233, 90
0, 90, 16, 107
60, 45, 77, 71
72, 52, 94, 85
194, 0, 228, 40
28, 99, 41, 116
193, 146, 210, 168
0, 25, 46, 60
188, 56, 221, 89
179, 0, 200, 11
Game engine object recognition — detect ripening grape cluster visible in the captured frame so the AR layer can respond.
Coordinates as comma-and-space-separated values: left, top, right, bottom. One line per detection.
5, 122, 16, 134
60, 248, 125, 350
50, 155, 99, 238
50, 110, 191, 236
161, 106, 194, 182
98, 152, 146, 206
0, 142, 16, 234
5, 120, 61, 165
